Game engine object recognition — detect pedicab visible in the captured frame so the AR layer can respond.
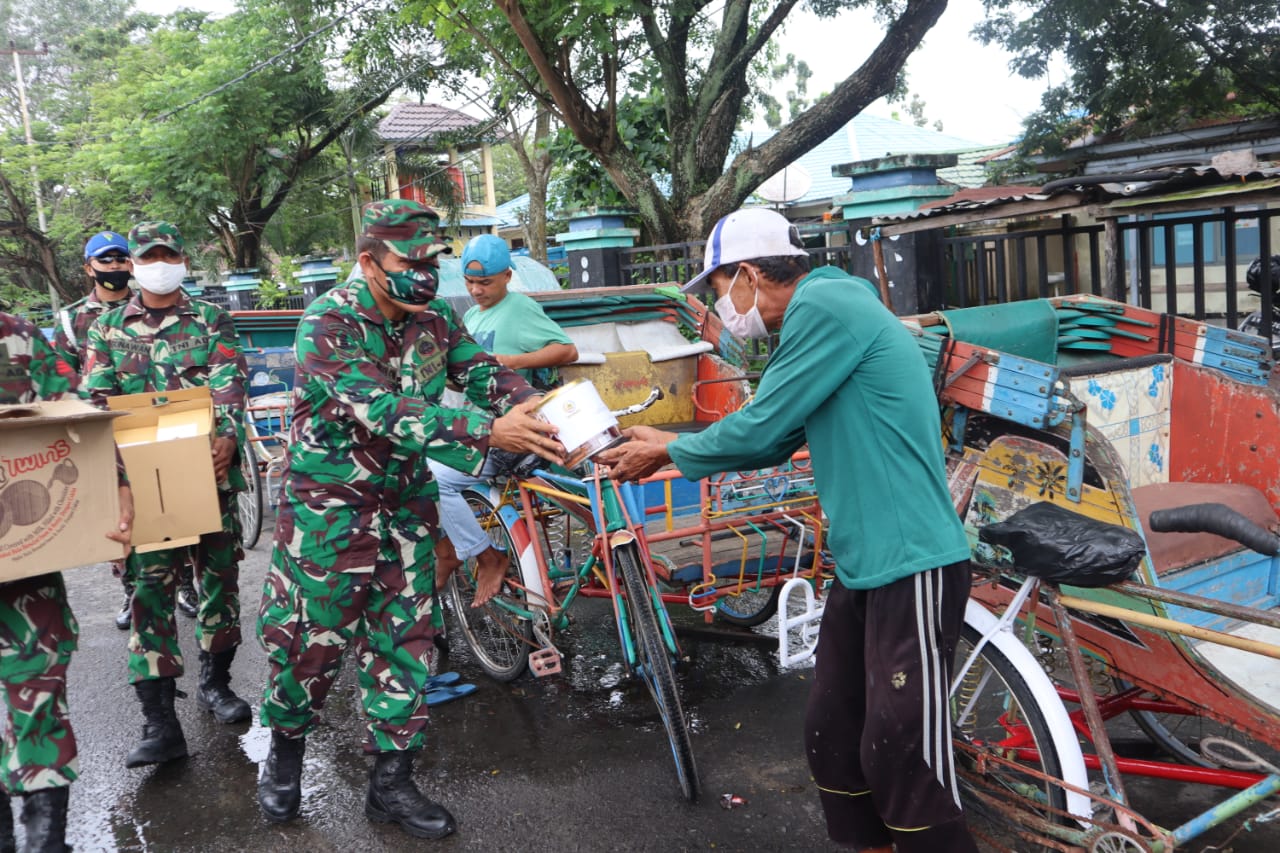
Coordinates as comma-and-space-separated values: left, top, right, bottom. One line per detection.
846, 294, 1280, 851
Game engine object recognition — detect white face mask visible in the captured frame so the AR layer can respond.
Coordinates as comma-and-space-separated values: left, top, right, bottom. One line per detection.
132, 260, 188, 295
714, 267, 769, 340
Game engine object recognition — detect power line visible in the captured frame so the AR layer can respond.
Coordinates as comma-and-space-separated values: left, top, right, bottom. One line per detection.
154, 0, 384, 121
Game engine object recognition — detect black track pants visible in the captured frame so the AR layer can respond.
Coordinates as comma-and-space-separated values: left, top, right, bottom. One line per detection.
804, 562, 979, 853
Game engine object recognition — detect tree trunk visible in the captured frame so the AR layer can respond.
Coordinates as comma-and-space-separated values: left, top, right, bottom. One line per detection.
0, 167, 67, 304
234, 226, 262, 270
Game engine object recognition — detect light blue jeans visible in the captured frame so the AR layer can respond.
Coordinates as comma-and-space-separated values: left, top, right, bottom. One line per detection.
428, 457, 501, 560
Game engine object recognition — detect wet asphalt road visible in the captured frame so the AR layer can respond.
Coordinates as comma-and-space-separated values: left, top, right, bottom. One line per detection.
28, 517, 1280, 852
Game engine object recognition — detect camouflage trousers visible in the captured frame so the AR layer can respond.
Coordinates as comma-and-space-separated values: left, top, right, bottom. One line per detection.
257, 531, 440, 753
127, 490, 243, 683
0, 574, 78, 793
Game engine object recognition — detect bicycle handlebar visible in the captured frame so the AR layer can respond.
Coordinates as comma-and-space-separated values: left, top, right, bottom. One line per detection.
1148, 502, 1280, 556
608, 386, 664, 418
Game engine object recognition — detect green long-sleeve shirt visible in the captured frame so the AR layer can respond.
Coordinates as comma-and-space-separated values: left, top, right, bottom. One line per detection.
669, 266, 969, 590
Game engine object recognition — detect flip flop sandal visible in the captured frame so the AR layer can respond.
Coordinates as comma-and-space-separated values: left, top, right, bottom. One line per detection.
424, 682, 477, 707
425, 671, 462, 690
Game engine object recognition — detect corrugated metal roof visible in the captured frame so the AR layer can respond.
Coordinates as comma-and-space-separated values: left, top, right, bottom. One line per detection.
377, 103, 489, 143
873, 162, 1280, 228
937, 145, 1018, 189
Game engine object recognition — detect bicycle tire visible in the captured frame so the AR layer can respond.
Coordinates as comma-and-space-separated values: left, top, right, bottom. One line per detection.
446, 491, 533, 682
236, 443, 263, 550
615, 541, 700, 802
715, 582, 781, 627
1118, 678, 1280, 770
953, 622, 1071, 844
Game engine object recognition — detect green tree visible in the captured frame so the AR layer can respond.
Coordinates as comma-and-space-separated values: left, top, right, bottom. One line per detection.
489, 141, 526, 204
410, 3, 559, 259
976, 0, 1280, 157
68, 0, 435, 271
759, 54, 814, 131
463, 0, 946, 243
0, 0, 138, 307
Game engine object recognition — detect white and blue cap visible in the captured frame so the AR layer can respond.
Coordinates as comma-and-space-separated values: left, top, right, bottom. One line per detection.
84, 230, 129, 260
681, 208, 808, 295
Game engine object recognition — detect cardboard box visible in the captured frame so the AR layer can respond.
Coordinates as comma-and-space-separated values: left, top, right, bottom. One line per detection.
0, 400, 123, 581
108, 387, 222, 553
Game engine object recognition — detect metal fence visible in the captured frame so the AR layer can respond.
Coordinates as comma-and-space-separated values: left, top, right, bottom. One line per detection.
940, 207, 1280, 330
618, 221, 857, 287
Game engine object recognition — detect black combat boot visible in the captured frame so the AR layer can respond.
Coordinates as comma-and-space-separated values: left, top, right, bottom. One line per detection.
1, 791, 14, 853
176, 560, 197, 618
365, 751, 456, 839
115, 580, 133, 631
257, 731, 305, 822
125, 677, 188, 768
195, 648, 251, 724
19, 787, 69, 853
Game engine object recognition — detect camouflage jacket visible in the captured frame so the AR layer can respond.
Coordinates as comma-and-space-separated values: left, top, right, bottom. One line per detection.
0, 312, 78, 405
51, 290, 133, 374
279, 277, 536, 569
82, 292, 247, 492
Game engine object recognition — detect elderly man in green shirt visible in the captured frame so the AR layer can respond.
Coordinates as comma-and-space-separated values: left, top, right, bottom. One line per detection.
600, 208, 978, 853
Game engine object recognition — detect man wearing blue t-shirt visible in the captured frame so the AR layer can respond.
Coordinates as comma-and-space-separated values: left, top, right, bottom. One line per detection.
429, 235, 577, 604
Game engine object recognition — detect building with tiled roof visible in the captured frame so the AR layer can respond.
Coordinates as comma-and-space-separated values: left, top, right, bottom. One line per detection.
375, 102, 504, 250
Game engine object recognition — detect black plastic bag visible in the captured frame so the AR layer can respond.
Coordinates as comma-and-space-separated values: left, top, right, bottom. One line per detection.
978, 501, 1146, 587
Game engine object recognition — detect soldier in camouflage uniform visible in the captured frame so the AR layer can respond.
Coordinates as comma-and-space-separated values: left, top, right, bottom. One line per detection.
255, 199, 564, 839
84, 221, 254, 771
51, 230, 141, 633
0, 311, 133, 853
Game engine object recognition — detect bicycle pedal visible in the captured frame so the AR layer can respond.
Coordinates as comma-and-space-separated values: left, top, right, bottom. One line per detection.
529, 647, 562, 677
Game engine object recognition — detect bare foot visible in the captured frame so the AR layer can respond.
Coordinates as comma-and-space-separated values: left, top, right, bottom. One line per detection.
472, 546, 509, 607
434, 539, 462, 592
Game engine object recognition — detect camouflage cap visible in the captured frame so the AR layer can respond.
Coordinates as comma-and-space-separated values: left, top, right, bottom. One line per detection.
128, 221, 185, 256
361, 199, 453, 261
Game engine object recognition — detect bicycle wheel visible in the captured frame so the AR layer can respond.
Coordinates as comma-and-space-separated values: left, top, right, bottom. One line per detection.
1120, 679, 1280, 769
236, 443, 263, 550
715, 582, 781, 627
445, 492, 533, 682
615, 542, 700, 802
953, 622, 1071, 840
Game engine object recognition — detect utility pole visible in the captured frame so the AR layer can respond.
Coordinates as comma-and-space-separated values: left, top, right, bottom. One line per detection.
6, 41, 56, 310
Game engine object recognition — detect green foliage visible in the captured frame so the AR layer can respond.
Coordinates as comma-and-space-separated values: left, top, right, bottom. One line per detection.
759, 54, 814, 131
255, 255, 301, 309
976, 0, 1280, 156
405, 0, 944, 242
490, 142, 528, 205
548, 84, 669, 214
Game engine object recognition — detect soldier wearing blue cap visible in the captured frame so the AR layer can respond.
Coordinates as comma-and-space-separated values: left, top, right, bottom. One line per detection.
52, 232, 134, 375
51, 231, 139, 633
428, 234, 577, 598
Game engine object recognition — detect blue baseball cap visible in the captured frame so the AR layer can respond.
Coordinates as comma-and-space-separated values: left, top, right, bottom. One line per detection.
84, 231, 129, 260
460, 234, 512, 277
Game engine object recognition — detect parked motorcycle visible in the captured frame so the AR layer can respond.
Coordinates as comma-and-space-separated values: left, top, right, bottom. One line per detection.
1239, 254, 1280, 358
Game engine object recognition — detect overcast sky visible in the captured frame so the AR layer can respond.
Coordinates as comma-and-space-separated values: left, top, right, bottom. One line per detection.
135, 0, 1050, 145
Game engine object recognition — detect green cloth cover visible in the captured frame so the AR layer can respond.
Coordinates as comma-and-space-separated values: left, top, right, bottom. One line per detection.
939, 300, 1059, 364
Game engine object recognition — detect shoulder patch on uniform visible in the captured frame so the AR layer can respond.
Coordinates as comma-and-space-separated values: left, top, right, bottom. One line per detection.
328, 323, 362, 361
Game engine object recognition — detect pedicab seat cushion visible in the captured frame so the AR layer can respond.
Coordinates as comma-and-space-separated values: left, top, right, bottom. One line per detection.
1131, 482, 1279, 575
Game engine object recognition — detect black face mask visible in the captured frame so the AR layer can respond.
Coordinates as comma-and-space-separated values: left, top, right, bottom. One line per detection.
92, 268, 132, 292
